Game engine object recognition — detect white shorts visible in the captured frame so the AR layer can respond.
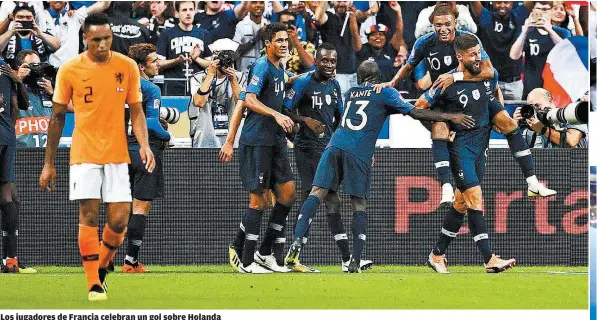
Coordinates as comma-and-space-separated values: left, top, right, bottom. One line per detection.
69, 163, 132, 203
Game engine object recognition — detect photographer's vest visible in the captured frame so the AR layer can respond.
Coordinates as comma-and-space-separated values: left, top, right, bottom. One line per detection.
15, 91, 52, 148
2, 33, 48, 67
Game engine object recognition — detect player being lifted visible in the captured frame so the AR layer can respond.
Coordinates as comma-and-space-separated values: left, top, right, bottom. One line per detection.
376, 5, 555, 205
39, 13, 155, 301
286, 59, 475, 273
226, 23, 297, 274
121, 43, 172, 273
283, 42, 371, 273
416, 34, 516, 274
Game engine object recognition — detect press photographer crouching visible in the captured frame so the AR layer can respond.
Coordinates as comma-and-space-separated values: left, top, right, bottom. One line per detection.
189, 39, 243, 148
514, 88, 588, 149
14, 50, 56, 147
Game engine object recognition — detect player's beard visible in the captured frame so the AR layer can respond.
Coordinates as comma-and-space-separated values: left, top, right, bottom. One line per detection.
464, 61, 482, 76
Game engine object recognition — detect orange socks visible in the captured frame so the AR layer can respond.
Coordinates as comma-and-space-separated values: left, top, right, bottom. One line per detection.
99, 224, 126, 268
78, 225, 100, 291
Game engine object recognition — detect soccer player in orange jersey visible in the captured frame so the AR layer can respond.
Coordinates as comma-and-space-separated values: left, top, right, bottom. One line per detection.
39, 13, 155, 302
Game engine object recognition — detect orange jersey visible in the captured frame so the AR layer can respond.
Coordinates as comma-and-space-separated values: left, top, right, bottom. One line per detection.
53, 51, 142, 165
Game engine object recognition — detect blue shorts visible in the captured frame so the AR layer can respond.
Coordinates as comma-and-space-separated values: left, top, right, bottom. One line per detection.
294, 146, 324, 195
313, 146, 371, 199
0, 145, 16, 183
239, 143, 294, 193
449, 127, 491, 191
129, 148, 163, 200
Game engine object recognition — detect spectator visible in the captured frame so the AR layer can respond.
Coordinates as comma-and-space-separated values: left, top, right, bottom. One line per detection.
271, 1, 317, 43
415, 1, 477, 39
158, 0, 211, 96
278, 10, 314, 74
470, 1, 530, 100
509, 1, 571, 99
194, 1, 248, 41
12, 50, 53, 148
234, 1, 269, 74
0, 5, 60, 68
395, 1, 434, 50
145, 1, 176, 45
514, 88, 587, 148
189, 40, 243, 148
105, 1, 152, 55
314, 1, 361, 94
551, 1, 583, 36
38, 1, 109, 68
356, 22, 403, 83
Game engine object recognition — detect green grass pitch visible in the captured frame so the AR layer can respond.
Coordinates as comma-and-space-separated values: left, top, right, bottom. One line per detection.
0, 265, 587, 309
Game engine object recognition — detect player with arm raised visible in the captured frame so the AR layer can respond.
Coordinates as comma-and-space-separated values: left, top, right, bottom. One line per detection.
415, 34, 516, 274
39, 13, 155, 301
286, 59, 475, 273
376, 5, 554, 205
121, 43, 172, 273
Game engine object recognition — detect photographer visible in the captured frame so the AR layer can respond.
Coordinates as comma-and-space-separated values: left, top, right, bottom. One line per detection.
0, 5, 60, 68
189, 41, 243, 148
514, 88, 587, 148
13, 50, 55, 148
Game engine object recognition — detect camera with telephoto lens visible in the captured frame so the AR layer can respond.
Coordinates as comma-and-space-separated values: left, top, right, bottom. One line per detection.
216, 50, 237, 72
24, 62, 57, 91
160, 107, 180, 124
519, 101, 589, 128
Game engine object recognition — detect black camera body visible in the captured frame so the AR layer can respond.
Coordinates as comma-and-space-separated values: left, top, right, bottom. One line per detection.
24, 62, 56, 91
18, 20, 33, 30
216, 50, 237, 71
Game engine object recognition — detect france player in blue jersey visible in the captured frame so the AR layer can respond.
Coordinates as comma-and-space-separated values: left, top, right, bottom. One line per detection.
228, 23, 298, 274
415, 34, 516, 274
122, 44, 172, 273
377, 5, 555, 206
286, 60, 475, 273
0, 59, 35, 273
283, 43, 369, 273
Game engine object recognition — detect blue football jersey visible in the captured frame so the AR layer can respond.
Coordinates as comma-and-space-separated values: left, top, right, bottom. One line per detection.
125, 78, 170, 150
283, 72, 344, 149
240, 56, 286, 146
408, 30, 490, 82
424, 70, 499, 132
0, 59, 15, 146
329, 83, 414, 164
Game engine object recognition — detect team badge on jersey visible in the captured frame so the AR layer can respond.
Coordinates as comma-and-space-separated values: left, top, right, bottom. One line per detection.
287, 88, 296, 99
444, 56, 452, 65
251, 75, 259, 85
472, 89, 480, 100
325, 94, 331, 105
154, 99, 161, 109
115, 72, 123, 84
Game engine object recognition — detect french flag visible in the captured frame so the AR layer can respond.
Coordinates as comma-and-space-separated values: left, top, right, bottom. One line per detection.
542, 36, 589, 107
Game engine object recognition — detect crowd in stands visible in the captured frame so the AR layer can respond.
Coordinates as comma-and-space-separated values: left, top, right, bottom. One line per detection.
0, 1, 590, 148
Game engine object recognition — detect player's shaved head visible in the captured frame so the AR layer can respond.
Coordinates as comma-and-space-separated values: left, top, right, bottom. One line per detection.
357, 60, 381, 84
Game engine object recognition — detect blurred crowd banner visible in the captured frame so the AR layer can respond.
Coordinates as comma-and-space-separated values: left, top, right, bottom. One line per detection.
15, 148, 587, 266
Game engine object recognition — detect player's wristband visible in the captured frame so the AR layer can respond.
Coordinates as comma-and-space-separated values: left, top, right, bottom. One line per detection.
196, 87, 210, 96
453, 72, 464, 82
